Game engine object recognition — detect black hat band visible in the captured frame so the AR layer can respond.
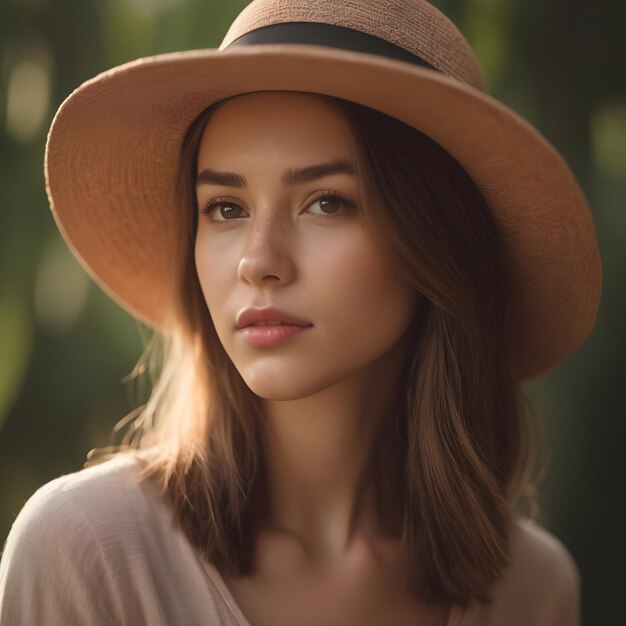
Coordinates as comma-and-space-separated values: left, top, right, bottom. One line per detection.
224, 21, 440, 73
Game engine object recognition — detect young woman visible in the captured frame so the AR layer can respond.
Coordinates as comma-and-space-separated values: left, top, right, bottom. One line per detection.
0, 1, 601, 624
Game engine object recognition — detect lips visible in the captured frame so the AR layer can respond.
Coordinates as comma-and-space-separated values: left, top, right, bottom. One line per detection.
236, 306, 312, 329
247, 321, 302, 326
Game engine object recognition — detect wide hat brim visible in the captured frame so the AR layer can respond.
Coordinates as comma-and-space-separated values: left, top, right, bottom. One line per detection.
44, 44, 602, 382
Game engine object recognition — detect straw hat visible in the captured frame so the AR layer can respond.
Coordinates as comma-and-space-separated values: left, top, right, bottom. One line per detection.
44, 0, 602, 382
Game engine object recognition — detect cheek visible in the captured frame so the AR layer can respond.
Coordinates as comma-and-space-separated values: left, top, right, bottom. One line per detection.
312, 229, 418, 341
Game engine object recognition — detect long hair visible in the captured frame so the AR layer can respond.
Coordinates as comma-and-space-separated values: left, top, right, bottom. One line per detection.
86, 92, 547, 608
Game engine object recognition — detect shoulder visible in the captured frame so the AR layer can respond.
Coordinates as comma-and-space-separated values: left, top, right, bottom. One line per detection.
463, 516, 581, 626
1, 450, 234, 625
5, 451, 162, 540
510, 516, 581, 589
2, 449, 177, 567
2, 451, 144, 538
0, 451, 169, 624
0, 451, 154, 554
475, 516, 581, 625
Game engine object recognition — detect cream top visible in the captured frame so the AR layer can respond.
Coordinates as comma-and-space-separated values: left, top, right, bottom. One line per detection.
0, 452, 580, 625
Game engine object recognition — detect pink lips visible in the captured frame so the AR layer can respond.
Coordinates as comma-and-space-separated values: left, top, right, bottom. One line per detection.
236, 306, 311, 329
235, 306, 313, 347
239, 323, 312, 347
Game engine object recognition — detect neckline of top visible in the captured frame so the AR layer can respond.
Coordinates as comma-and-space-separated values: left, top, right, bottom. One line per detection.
199, 557, 469, 626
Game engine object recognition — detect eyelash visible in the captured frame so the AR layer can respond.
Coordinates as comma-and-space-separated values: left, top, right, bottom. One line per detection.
199, 190, 355, 224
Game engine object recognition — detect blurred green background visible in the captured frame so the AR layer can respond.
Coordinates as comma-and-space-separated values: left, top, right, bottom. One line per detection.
0, 0, 623, 622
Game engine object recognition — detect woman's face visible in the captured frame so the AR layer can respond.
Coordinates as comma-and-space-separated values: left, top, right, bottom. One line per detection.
194, 91, 420, 399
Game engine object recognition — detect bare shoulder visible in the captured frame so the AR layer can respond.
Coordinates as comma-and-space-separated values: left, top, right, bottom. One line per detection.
509, 516, 581, 593
465, 516, 581, 626
504, 516, 580, 624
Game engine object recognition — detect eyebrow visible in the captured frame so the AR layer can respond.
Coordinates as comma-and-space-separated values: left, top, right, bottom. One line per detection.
195, 158, 356, 188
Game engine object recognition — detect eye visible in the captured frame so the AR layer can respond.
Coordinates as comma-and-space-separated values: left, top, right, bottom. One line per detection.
199, 197, 247, 222
199, 190, 355, 223
306, 190, 355, 218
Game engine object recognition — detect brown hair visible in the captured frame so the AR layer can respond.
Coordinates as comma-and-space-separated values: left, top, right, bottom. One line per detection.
86, 92, 547, 608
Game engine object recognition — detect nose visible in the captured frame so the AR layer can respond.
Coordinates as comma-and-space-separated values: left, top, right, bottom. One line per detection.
237, 210, 297, 287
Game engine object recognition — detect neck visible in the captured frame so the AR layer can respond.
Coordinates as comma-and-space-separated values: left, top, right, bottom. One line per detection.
255, 341, 409, 562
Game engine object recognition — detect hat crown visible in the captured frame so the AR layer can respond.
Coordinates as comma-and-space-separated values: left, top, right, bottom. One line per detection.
220, 0, 485, 91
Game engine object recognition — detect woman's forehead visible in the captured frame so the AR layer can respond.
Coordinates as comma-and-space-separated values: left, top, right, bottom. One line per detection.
196, 92, 357, 173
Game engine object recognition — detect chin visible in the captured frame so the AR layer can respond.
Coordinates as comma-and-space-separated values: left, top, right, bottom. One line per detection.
240, 369, 338, 401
